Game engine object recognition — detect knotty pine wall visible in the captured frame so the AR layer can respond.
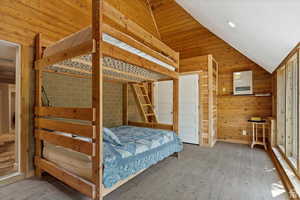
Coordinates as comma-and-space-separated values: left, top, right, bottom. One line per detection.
0, 0, 159, 45
0, 0, 159, 174
150, 0, 272, 143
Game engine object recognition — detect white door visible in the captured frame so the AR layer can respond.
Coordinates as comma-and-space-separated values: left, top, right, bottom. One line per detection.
179, 74, 199, 144
154, 75, 199, 144
154, 81, 173, 124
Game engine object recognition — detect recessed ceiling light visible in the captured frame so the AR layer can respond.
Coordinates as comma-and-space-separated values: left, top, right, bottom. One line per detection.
228, 21, 236, 28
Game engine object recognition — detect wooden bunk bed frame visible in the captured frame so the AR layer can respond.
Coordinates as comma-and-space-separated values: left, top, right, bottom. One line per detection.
33, 1, 179, 199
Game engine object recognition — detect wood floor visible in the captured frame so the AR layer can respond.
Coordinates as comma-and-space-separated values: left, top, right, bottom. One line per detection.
0, 142, 288, 200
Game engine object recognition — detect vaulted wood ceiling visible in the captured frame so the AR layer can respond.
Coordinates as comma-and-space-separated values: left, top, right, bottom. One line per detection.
148, 0, 271, 94
148, 0, 272, 142
149, 0, 219, 59
149, 0, 267, 68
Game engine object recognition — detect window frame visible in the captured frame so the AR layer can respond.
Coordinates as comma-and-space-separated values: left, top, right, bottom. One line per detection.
276, 49, 300, 178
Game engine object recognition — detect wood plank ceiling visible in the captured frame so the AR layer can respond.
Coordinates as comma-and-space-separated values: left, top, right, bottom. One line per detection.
149, 0, 272, 143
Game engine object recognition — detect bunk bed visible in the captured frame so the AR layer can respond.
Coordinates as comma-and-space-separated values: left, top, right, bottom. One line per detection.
34, 1, 181, 200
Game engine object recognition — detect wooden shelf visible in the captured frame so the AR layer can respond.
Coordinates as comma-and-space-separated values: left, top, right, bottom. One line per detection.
218, 93, 272, 97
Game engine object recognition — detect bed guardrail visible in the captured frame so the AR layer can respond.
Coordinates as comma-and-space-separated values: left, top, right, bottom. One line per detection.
128, 121, 174, 131
33, 1, 179, 199
34, 106, 97, 198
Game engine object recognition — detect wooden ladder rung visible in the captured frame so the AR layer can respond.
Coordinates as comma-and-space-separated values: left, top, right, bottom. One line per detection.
131, 83, 157, 123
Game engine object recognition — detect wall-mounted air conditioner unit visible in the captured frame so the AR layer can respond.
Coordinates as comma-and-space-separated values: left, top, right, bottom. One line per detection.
233, 70, 253, 95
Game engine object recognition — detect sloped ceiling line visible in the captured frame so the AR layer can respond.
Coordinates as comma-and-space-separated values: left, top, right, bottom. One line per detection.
175, 0, 300, 73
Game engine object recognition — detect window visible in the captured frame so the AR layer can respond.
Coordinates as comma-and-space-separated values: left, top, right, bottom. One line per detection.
277, 68, 285, 152
276, 52, 299, 171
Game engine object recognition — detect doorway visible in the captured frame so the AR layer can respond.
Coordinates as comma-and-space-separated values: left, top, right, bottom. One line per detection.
0, 40, 21, 179
154, 74, 200, 144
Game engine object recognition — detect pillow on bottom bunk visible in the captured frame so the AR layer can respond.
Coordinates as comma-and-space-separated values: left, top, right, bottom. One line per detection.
103, 127, 123, 146
55, 127, 123, 146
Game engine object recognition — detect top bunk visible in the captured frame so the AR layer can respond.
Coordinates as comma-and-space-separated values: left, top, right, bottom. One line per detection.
35, 2, 179, 83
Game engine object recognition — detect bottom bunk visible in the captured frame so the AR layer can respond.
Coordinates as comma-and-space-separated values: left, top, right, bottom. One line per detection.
42, 125, 183, 196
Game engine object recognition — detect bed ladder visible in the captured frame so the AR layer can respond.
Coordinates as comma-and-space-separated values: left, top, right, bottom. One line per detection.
131, 83, 158, 123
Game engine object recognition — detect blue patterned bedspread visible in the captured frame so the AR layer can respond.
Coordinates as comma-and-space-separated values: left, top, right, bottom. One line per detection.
103, 126, 183, 188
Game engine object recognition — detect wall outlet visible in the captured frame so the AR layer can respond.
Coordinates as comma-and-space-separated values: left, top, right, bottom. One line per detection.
242, 130, 247, 136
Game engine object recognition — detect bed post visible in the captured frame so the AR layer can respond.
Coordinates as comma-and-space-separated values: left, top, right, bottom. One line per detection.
173, 78, 179, 157
92, 0, 103, 199
208, 55, 213, 147
147, 82, 154, 104
173, 53, 180, 157
123, 83, 128, 125
34, 33, 43, 178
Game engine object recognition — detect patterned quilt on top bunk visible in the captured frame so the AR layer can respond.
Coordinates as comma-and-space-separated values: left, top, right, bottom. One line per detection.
103, 126, 183, 188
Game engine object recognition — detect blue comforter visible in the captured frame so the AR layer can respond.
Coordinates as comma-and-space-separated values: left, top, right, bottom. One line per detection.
103, 126, 183, 188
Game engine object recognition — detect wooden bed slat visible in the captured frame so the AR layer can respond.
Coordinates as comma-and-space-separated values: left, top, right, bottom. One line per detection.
128, 121, 173, 131
36, 130, 94, 156
103, 2, 179, 67
43, 69, 91, 79
69, 58, 157, 81
35, 118, 95, 139
37, 157, 95, 198
102, 42, 178, 79
103, 24, 177, 69
35, 40, 95, 69
35, 33, 43, 178
44, 68, 139, 83
35, 107, 96, 121
102, 168, 147, 197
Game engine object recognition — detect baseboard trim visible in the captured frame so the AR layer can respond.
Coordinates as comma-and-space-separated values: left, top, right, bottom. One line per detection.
217, 139, 249, 145
267, 147, 299, 200
0, 173, 25, 188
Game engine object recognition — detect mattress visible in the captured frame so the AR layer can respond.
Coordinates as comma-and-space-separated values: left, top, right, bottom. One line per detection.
43, 126, 183, 188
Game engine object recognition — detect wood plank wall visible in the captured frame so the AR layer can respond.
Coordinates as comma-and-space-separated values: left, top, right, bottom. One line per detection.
0, 0, 273, 149
199, 71, 209, 145
149, 0, 272, 144
0, 0, 159, 46
0, 0, 160, 174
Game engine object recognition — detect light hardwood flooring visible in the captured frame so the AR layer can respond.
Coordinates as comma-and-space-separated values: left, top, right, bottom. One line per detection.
0, 142, 288, 200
